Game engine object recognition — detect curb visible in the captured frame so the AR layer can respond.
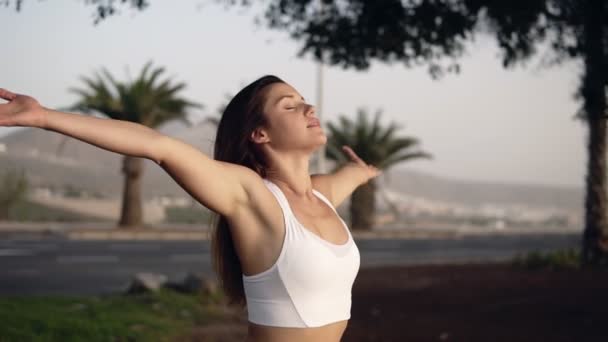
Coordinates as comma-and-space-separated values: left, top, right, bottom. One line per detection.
0, 228, 578, 241
0, 227, 460, 240
66, 229, 210, 240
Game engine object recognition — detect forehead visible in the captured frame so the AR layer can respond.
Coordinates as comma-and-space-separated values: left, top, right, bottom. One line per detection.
264, 82, 302, 104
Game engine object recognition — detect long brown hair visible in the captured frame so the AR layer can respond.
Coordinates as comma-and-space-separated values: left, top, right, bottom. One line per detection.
210, 75, 284, 307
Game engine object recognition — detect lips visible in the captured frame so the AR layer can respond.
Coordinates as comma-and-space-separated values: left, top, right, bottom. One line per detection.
307, 119, 320, 127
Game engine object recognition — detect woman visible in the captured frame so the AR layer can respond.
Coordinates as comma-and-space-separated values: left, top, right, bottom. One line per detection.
0, 75, 380, 342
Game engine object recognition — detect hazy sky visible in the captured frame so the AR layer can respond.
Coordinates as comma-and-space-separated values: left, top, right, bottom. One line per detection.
0, 0, 587, 188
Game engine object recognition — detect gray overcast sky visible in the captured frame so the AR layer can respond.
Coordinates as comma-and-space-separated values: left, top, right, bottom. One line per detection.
0, 0, 586, 188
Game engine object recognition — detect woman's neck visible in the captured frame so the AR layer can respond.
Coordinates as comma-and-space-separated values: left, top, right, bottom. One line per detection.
265, 152, 314, 197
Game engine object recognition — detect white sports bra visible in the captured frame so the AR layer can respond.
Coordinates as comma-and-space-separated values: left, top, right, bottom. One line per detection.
242, 178, 361, 328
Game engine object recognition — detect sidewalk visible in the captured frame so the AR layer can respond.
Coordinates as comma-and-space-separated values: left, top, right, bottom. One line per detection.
0, 221, 579, 240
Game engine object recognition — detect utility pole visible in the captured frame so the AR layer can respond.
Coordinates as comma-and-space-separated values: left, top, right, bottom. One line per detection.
314, 0, 327, 175
315, 60, 326, 174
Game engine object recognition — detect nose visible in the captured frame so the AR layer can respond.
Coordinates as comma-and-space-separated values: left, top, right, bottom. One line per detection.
304, 103, 316, 117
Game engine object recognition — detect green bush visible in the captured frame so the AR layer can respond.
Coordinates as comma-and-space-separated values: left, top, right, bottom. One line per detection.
0, 167, 29, 220
511, 248, 582, 270
164, 205, 212, 224
7, 200, 112, 222
0, 288, 229, 342
63, 184, 84, 198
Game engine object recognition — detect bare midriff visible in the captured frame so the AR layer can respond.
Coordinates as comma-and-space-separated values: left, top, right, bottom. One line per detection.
245, 319, 348, 342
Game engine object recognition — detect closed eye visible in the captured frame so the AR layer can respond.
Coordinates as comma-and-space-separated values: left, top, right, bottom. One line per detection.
285, 101, 307, 111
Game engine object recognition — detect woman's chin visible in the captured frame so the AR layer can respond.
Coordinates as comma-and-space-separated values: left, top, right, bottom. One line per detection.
298, 133, 327, 153
309, 137, 327, 152
316, 135, 328, 146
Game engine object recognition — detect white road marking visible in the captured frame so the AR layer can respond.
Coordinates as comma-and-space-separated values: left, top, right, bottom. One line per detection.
0, 249, 35, 256
20, 243, 59, 250
108, 243, 161, 251
7, 269, 41, 276
56, 255, 119, 263
169, 254, 207, 262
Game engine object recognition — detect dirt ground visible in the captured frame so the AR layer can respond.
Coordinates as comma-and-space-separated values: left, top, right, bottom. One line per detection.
182, 262, 608, 342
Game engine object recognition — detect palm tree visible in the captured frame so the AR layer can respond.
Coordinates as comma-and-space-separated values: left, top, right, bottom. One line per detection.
68, 61, 202, 228
200, 92, 233, 129
0, 167, 28, 220
326, 108, 432, 230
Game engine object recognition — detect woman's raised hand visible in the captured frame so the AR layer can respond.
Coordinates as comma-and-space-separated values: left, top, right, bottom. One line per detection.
341, 145, 382, 181
0, 88, 46, 128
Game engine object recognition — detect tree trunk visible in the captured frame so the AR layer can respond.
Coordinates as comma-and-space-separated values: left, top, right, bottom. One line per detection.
350, 180, 376, 231
581, 0, 608, 266
118, 155, 144, 228
0, 202, 9, 220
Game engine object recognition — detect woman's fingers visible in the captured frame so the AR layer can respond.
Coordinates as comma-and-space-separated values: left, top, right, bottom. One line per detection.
0, 90, 44, 128
342, 145, 365, 165
341, 145, 382, 179
0, 88, 17, 101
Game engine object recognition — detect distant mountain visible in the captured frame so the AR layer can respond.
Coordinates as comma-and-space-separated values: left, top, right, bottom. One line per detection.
381, 168, 582, 211
0, 119, 216, 199
0, 120, 583, 213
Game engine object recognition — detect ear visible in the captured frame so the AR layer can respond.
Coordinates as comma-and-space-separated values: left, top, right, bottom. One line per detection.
250, 126, 270, 144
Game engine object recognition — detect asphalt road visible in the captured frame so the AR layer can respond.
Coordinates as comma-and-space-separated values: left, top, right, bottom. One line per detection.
0, 233, 580, 295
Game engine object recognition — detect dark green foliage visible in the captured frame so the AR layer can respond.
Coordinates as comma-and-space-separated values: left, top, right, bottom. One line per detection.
68, 62, 201, 227
225, 1, 605, 77
69, 61, 201, 127
232, 0, 608, 266
8, 199, 112, 222
164, 205, 213, 224
7, 0, 608, 264
5, 2, 605, 76
0, 167, 28, 220
325, 108, 431, 169
0, 288, 226, 342
325, 108, 431, 229
4, 0, 150, 24
512, 248, 587, 270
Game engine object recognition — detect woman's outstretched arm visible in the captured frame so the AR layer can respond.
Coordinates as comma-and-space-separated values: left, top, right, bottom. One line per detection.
312, 146, 381, 208
0, 88, 161, 161
0, 88, 258, 218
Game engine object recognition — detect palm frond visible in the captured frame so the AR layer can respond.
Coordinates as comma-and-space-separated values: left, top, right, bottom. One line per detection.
100, 67, 121, 91
144, 65, 167, 90
67, 62, 200, 129
384, 137, 421, 158
368, 108, 383, 143
379, 151, 433, 169
138, 61, 155, 84
325, 142, 348, 163
326, 107, 431, 170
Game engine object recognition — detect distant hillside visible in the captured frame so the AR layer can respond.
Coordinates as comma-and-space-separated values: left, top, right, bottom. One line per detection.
381, 168, 583, 211
0, 120, 216, 199
0, 121, 583, 212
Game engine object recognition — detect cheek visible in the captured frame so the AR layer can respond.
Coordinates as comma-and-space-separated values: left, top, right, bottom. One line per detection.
268, 119, 304, 144
271, 116, 297, 132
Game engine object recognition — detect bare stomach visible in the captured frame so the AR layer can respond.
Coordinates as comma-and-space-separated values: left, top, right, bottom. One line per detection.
245, 319, 348, 342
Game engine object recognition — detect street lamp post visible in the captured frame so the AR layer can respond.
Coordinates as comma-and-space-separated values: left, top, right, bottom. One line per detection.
316, 60, 326, 174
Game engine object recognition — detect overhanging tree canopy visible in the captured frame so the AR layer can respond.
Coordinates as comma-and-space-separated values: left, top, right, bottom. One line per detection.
4, 0, 149, 24
232, 0, 608, 267
7, 0, 608, 266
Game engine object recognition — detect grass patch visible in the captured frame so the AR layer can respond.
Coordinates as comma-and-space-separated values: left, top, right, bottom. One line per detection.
164, 205, 212, 224
511, 248, 582, 270
0, 288, 231, 342
7, 199, 112, 222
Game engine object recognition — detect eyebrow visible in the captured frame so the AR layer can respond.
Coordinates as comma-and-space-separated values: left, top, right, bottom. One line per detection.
274, 94, 305, 106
